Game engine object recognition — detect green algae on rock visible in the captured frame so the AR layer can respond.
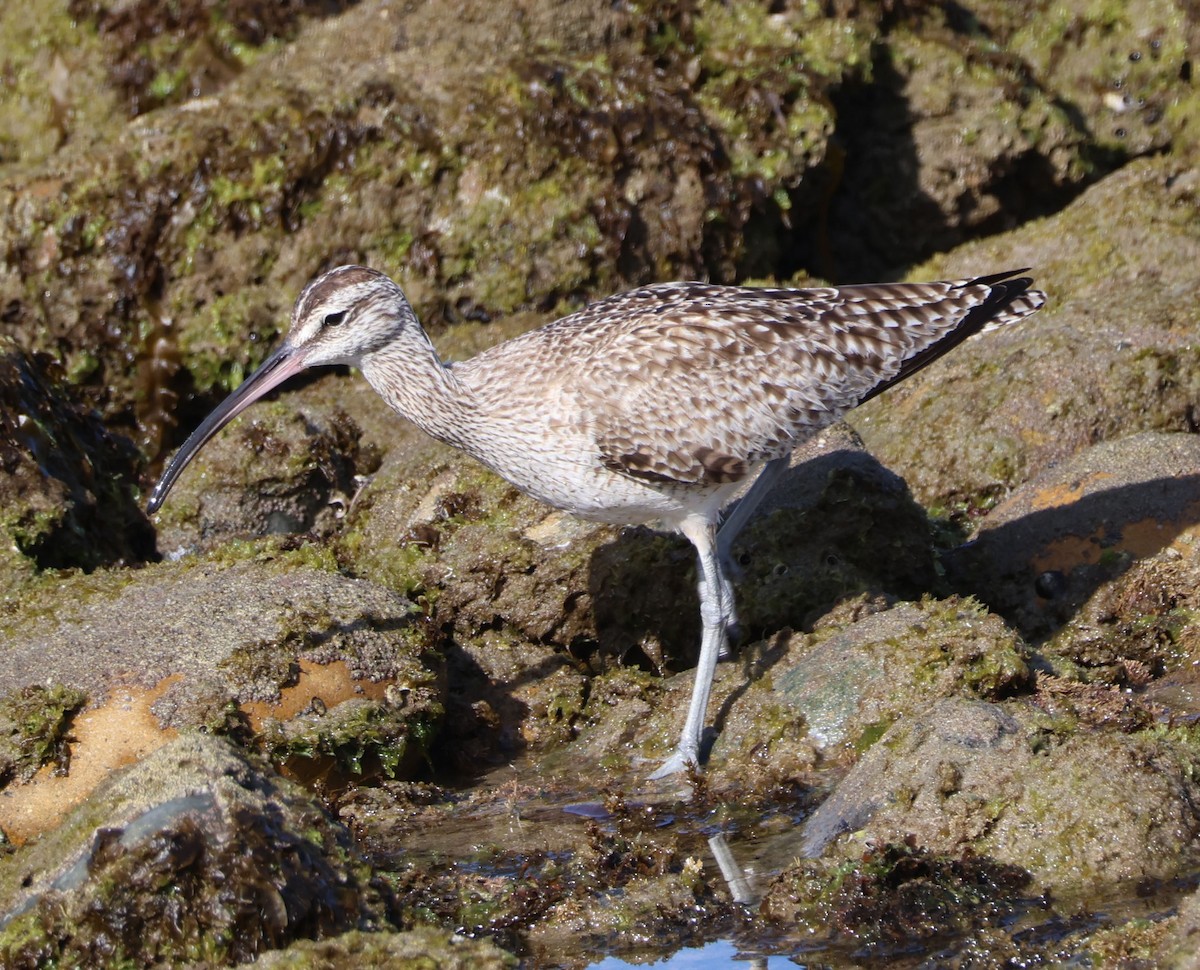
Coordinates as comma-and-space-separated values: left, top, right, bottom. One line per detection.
0, 1, 121, 170
0, 342, 154, 586
744, 599, 1028, 755
261, 694, 442, 782
827, 19, 1096, 278
0, 0, 1115, 467
67, 0, 358, 117
0, 735, 392, 968
762, 838, 1032, 944
0, 685, 86, 789
238, 927, 517, 970
0, 546, 442, 804
1008, 0, 1194, 158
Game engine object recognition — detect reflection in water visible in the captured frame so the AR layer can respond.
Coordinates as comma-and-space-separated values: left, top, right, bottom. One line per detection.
587, 938, 783, 969
707, 832, 760, 906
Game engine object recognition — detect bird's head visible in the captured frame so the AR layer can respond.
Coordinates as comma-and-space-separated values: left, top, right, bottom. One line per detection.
146, 264, 413, 513
285, 264, 417, 367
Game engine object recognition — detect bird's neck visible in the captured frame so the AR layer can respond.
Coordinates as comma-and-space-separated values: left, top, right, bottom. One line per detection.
359, 336, 474, 449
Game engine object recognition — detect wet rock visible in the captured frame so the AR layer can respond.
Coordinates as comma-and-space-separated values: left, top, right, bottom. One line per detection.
1083, 911, 1180, 970
1008, 0, 1194, 158
239, 927, 517, 969
829, 21, 1093, 278
0, 343, 154, 585
359, 780, 733, 965
946, 430, 1200, 639
153, 393, 381, 554
0, 734, 392, 967
524, 850, 729, 965
794, 698, 1200, 896
761, 837, 1032, 947
0, 548, 438, 840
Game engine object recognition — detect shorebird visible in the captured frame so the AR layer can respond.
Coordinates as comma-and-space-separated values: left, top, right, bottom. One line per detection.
148, 266, 1044, 778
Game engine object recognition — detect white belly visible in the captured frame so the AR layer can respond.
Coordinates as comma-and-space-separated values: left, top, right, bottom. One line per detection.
462, 418, 734, 528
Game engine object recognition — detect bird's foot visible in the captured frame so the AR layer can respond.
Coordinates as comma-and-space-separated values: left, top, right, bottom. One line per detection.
648, 745, 700, 780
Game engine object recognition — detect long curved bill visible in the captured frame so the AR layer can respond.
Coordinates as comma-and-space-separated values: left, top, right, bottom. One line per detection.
146, 341, 308, 513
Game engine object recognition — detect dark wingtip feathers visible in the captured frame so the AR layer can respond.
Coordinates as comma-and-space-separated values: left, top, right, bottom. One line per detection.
859, 270, 1044, 405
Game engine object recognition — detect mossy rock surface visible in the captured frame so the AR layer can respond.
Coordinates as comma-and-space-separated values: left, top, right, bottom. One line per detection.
795, 697, 1200, 896
0, 343, 153, 586
0, 734, 391, 968
240, 928, 517, 969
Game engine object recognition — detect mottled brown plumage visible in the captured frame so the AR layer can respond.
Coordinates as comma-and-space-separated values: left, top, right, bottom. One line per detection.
149, 266, 1045, 778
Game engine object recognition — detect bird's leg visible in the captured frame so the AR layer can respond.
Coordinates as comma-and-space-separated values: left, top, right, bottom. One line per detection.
710, 455, 790, 656
650, 517, 732, 779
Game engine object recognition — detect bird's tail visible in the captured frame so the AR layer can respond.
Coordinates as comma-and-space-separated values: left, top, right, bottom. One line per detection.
860, 269, 1045, 405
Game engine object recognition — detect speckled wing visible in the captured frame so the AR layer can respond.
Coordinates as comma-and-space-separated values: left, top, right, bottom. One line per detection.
563, 273, 1042, 487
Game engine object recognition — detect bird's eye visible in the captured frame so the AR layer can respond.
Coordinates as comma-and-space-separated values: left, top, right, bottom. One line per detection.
323, 310, 347, 327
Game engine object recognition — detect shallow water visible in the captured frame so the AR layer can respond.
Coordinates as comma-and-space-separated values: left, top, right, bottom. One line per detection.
587, 938, 791, 968
351, 755, 1198, 969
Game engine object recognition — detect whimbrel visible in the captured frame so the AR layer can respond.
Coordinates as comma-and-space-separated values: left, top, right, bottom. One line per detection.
148, 267, 1044, 778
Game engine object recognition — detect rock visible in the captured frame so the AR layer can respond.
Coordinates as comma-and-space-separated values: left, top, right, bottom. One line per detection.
947, 430, 1200, 638
566, 595, 1028, 788
728, 429, 941, 637
0, 734, 392, 967
984, 725, 1200, 893
0, 0, 856, 439
759, 600, 1027, 754
0, 685, 86, 788
0, 0, 1143, 462
1159, 886, 1200, 968
237, 928, 517, 969
0, 0, 1198, 963
1008, 0, 1193, 158
793, 698, 1200, 896
0, 344, 154, 587
152, 395, 380, 554
798, 699, 1026, 859
0, 552, 438, 841
828, 22, 1092, 278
